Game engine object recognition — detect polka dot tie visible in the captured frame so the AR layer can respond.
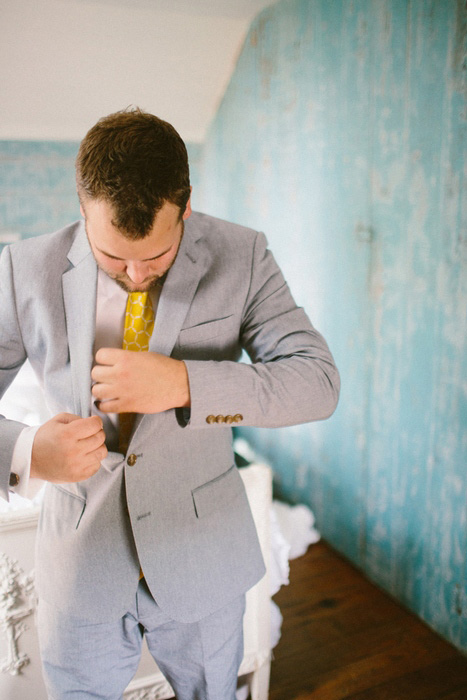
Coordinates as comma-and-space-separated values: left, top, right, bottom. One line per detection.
119, 292, 155, 454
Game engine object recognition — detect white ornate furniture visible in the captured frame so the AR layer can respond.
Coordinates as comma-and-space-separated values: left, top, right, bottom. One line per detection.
0, 463, 272, 700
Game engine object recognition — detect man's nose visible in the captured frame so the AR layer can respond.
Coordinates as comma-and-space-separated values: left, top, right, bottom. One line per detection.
125, 262, 150, 283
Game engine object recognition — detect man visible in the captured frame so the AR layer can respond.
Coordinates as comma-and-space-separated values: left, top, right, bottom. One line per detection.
0, 108, 339, 699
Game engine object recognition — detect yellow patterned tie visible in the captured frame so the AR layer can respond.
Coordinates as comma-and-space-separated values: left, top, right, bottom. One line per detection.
120, 292, 155, 580
119, 292, 155, 454
122, 291, 155, 353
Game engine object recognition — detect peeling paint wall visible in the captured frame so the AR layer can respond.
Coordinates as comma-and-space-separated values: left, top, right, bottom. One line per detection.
195, 0, 467, 650
0, 141, 80, 244
0, 141, 201, 244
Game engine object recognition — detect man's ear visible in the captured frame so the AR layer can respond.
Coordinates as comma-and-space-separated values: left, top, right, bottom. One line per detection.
182, 188, 193, 220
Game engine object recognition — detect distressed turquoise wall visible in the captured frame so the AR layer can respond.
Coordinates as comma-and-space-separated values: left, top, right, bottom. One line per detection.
195, 0, 467, 650
0, 140, 202, 246
0, 141, 80, 244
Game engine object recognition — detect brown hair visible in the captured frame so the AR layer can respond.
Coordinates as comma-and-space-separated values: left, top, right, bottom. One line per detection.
76, 108, 191, 238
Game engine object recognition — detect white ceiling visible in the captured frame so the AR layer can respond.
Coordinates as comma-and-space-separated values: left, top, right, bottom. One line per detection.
80, 0, 276, 20
0, 0, 277, 143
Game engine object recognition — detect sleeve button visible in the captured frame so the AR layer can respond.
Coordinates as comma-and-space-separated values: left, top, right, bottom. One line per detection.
225, 415, 234, 424
206, 415, 216, 424
233, 414, 243, 423
215, 415, 225, 424
9, 472, 20, 487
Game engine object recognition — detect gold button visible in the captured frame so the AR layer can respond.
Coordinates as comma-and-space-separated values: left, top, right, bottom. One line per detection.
216, 415, 225, 424
127, 454, 138, 467
233, 414, 243, 423
225, 415, 233, 424
206, 415, 216, 424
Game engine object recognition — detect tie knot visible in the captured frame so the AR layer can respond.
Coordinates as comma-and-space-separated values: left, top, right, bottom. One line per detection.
128, 291, 149, 305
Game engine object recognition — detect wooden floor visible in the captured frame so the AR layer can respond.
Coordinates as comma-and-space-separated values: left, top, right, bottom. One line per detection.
269, 542, 467, 700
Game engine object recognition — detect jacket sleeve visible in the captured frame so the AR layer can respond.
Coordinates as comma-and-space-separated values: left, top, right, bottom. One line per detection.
183, 231, 340, 429
0, 245, 30, 501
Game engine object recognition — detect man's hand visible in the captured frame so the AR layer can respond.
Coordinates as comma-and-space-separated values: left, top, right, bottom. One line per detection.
91, 348, 191, 414
30, 413, 107, 483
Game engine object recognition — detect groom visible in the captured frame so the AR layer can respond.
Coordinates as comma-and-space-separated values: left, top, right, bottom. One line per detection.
1, 108, 339, 699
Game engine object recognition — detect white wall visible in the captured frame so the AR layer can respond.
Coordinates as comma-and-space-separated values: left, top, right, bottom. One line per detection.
0, 0, 255, 142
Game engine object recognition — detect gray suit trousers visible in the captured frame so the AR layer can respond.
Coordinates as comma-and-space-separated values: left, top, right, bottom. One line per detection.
37, 578, 246, 700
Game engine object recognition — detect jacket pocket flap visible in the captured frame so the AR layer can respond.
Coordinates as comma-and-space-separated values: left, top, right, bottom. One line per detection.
192, 464, 244, 518
178, 315, 234, 346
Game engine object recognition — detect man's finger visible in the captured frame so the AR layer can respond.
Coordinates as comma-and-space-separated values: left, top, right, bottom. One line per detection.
82, 441, 108, 464
66, 415, 104, 439
92, 382, 119, 402
96, 399, 122, 414
95, 347, 124, 365
80, 429, 107, 454
91, 364, 114, 382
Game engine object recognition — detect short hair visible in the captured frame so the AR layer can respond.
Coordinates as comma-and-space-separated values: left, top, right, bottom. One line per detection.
76, 108, 191, 238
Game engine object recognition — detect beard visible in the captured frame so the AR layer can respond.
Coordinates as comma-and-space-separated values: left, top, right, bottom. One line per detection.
90, 222, 184, 293
105, 270, 166, 293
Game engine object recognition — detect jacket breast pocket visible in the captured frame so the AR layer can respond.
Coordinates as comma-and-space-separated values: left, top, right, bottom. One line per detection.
192, 464, 245, 519
174, 315, 241, 362
177, 315, 235, 347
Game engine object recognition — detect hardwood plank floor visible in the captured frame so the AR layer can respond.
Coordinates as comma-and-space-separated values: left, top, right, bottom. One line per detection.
269, 542, 467, 700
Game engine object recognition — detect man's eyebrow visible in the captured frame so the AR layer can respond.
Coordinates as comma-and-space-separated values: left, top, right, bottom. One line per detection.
96, 245, 173, 261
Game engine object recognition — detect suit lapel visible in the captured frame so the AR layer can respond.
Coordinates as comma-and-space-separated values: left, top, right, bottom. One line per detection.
62, 223, 98, 418
149, 217, 206, 358
132, 218, 206, 437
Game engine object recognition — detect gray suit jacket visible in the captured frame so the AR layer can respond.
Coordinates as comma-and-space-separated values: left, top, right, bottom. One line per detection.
0, 212, 339, 622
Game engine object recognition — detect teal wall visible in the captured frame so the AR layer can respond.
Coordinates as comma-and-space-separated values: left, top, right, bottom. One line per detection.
0, 140, 202, 244
0, 141, 80, 242
194, 0, 467, 651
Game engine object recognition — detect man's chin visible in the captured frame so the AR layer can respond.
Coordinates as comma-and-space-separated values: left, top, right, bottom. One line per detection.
112, 275, 161, 293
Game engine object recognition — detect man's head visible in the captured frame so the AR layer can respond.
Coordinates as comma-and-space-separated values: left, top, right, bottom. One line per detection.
76, 107, 191, 237
76, 108, 192, 292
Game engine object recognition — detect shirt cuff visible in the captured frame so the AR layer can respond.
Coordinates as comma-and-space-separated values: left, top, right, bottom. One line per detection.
10, 425, 44, 500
